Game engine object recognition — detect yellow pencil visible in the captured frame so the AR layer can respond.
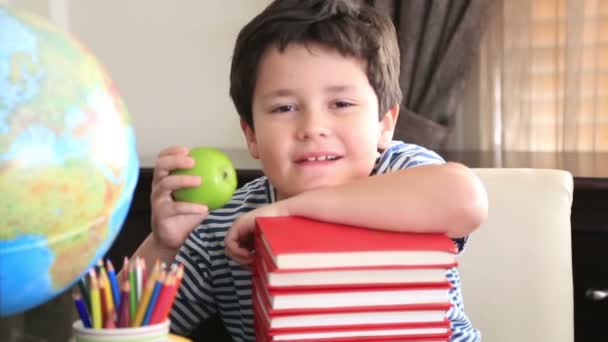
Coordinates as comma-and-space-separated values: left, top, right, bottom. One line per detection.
89, 269, 102, 329
132, 259, 160, 327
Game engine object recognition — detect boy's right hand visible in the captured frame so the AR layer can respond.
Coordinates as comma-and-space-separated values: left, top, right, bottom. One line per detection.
150, 146, 209, 250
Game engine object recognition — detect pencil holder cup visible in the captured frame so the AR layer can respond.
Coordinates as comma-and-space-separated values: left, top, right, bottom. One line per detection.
72, 319, 170, 342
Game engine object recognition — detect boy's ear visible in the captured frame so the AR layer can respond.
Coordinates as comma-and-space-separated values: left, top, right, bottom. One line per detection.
240, 118, 259, 159
378, 104, 399, 149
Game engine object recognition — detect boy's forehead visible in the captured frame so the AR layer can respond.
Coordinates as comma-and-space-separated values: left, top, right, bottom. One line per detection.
255, 42, 367, 81
260, 41, 360, 62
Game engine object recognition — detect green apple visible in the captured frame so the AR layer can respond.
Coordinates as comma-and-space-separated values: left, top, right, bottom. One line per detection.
171, 147, 237, 210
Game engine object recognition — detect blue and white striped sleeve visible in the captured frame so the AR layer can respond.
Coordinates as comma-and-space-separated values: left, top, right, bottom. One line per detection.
384, 142, 445, 171
169, 227, 217, 335
376, 141, 467, 253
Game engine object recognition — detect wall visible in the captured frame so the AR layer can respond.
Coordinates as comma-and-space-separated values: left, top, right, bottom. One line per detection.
5, 0, 271, 165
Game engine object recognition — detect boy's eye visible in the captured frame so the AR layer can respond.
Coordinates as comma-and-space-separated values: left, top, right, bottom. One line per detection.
271, 104, 296, 113
333, 101, 354, 109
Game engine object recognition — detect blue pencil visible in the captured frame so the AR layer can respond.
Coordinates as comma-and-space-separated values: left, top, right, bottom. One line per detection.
142, 272, 165, 326
73, 291, 92, 328
106, 260, 121, 310
77, 277, 90, 313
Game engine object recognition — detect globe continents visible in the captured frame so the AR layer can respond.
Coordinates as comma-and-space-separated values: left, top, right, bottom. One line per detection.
0, 7, 139, 316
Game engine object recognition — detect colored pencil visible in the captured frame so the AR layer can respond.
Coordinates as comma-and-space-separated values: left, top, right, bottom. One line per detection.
98, 275, 109, 324
142, 271, 165, 326
77, 277, 91, 314
142, 258, 148, 287
160, 263, 184, 322
136, 257, 144, 302
106, 260, 121, 310
129, 261, 138, 320
99, 266, 116, 322
132, 260, 160, 327
89, 269, 102, 329
73, 291, 92, 328
122, 256, 130, 283
149, 272, 175, 324
76, 258, 185, 330
117, 280, 131, 328
104, 309, 116, 329
101, 274, 117, 324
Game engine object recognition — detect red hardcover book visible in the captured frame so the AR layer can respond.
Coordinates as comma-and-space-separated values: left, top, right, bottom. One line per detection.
253, 285, 450, 332
254, 300, 451, 342
253, 274, 452, 313
255, 216, 458, 270
255, 239, 450, 290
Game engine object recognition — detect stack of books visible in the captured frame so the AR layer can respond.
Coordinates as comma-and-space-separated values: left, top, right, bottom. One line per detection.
252, 216, 458, 342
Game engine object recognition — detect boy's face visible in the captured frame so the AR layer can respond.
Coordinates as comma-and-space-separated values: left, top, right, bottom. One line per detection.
241, 43, 398, 200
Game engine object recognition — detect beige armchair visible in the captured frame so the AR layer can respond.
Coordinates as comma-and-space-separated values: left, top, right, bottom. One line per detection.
459, 169, 574, 341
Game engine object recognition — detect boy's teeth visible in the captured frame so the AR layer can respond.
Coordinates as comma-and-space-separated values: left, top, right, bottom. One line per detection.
305, 155, 337, 161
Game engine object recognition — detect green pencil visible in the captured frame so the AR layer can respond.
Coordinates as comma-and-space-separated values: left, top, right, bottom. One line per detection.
129, 261, 137, 320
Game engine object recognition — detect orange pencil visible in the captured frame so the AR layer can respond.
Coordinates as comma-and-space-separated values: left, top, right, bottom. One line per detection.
98, 263, 115, 321
132, 260, 160, 327
100, 275, 110, 324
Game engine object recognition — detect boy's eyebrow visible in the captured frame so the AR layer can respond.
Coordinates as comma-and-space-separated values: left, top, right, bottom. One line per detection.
260, 85, 354, 100
259, 89, 295, 101
324, 85, 352, 93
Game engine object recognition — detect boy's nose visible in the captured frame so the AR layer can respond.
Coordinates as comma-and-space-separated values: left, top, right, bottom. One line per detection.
295, 111, 331, 140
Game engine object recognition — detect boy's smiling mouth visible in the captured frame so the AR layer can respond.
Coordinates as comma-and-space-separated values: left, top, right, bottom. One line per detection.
294, 152, 343, 164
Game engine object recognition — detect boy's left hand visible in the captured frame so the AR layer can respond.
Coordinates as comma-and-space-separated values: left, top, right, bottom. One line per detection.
225, 202, 289, 265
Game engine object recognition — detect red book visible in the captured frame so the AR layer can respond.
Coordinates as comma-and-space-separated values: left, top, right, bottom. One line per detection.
253, 285, 450, 331
254, 301, 451, 342
253, 274, 451, 312
255, 239, 450, 290
255, 216, 458, 270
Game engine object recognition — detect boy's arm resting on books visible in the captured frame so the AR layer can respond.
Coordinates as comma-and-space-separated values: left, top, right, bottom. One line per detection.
225, 162, 487, 265
285, 162, 488, 238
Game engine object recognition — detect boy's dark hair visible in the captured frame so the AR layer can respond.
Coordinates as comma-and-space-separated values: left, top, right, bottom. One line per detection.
230, 0, 402, 129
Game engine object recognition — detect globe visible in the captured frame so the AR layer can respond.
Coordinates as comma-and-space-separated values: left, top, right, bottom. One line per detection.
0, 6, 139, 316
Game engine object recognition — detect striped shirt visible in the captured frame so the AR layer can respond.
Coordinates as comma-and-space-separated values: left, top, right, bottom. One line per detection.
170, 141, 480, 341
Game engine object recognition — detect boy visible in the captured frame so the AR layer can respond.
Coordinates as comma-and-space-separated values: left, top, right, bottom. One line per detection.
129, 0, 488, 341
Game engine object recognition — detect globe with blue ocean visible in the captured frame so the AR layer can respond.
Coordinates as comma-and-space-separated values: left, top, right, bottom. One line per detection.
0, 6, 138, 316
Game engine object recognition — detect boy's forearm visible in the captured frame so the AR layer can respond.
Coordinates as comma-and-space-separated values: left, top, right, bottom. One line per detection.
284, 162, 488, 238
116, 234, 179, 280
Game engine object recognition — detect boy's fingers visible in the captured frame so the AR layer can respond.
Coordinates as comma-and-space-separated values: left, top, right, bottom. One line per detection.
155, 155, 195, 173
151, 198, 207, 219
170, 202, 208, 216
224, 227, 253, 265
153, 155, 195, 185
151, 175, 201, 200
158, 146, 190, 157
226, 237, 255, 267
